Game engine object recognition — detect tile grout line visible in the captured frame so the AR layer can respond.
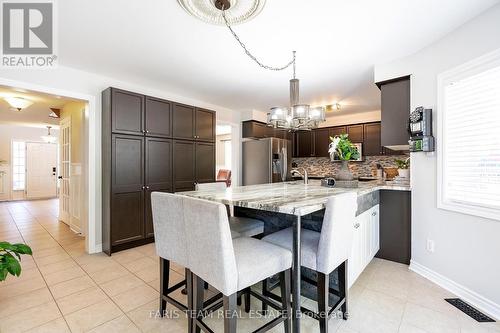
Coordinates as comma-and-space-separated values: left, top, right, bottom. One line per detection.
16, 201, 144, 332
5, 201, 75, 332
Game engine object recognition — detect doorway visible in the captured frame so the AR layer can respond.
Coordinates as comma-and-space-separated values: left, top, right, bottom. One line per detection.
0, 84, 91, 248
26, 142, 58, 199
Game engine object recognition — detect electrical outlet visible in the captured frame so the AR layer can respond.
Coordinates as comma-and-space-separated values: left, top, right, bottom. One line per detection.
426, 239, 435, 253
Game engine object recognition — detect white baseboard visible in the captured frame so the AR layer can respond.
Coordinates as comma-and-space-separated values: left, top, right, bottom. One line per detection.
409, 260, 500, 320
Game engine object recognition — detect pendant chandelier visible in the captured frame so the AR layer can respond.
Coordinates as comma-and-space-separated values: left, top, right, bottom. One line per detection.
266, 51, 326, 131
188, 0, 327, 131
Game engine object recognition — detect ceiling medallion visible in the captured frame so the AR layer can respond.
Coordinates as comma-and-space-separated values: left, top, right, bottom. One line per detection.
177, 0, 266, 25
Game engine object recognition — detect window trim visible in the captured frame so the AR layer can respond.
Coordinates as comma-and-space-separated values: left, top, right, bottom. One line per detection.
437, 48, 500, 221
11, 140, 26, 192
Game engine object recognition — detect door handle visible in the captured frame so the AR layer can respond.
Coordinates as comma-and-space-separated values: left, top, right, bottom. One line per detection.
58, 176, 63, 179
372, 211, 377, 216
354, 222, 360, 229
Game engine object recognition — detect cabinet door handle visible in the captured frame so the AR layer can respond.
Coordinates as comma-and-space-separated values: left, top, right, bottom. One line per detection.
142, 186, 145, 190
354, 222, 360, 229
372, 211, 377, 216
145, 186, 150, 190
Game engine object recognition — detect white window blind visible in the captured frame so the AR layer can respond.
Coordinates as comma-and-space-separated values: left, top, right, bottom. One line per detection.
441, 62, 500, 216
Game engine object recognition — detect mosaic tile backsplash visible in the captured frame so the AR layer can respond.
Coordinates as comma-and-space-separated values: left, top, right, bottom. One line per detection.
292, 154, 410, 177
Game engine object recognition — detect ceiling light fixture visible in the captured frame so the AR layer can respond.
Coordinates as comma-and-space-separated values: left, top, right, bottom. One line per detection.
41, 126, 57, 143
4, 97, 34, 111
211, 5, 325, 131
325, 103, 341, 112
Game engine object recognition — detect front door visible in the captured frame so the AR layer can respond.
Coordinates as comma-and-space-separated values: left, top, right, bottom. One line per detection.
59, 118, 71, 224
26, 142, 58, 199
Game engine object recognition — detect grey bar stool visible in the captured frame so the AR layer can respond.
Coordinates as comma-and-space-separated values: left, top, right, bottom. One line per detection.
195, 182, 264, 237
183, 196, 293, 333
151, 192, 192, 315
262, 192, 358, 333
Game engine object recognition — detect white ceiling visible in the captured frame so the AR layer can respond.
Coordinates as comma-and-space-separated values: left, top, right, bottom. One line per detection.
58, 0, 498, 114
0, 86, 79, 128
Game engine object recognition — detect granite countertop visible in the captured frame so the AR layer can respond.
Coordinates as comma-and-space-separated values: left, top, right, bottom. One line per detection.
180, 180, 410, 217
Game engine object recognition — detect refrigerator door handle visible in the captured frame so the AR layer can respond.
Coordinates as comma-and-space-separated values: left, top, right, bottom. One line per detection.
281, 146, 287, 182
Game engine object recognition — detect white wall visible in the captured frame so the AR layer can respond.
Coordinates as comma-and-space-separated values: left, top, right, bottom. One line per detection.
0, 124, 59, 201
375, 4, 500, 317
0, 65, 242, 253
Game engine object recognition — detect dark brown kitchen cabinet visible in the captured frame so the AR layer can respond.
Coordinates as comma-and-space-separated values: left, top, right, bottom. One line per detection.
242, 120, 274, 139
313, 128, 331, 157
363, 123, 382, 156
173, 140, 196, 192
378, 76, 411, 148
295, 131, 314, 157
102, 87, 215, 254
172, 103, 195, 140
347, 124, 364, 142
195, 142, 216, 184
330, 126, 347, 137
173, 105, 215, 141
145, 97, 172, 138
377, 190, 411, 264
195, 108, 215, 141
111, 89, 144, 135
144, 138, 172, 238
110, 134, 145, 247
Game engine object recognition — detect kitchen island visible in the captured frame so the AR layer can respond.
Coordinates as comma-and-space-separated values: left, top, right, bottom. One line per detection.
180, 180, 410, 333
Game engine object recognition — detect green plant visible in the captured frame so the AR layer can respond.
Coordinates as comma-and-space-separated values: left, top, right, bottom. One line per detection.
0, 241, 32, 282
395, 158, 410, 169
328, 134, 360, 161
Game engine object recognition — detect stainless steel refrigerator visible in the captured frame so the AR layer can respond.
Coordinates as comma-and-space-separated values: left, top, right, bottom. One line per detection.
242, 137, 293, 185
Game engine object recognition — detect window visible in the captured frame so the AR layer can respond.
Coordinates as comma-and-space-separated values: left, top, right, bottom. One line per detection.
438, 49, 500, 221
12, 141, 26, 191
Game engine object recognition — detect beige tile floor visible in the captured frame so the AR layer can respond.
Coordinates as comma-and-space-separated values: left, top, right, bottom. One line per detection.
1, 199, 499, 333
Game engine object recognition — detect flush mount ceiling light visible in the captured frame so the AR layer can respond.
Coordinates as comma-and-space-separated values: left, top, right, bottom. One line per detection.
325, 103, 341, 112
178, 0, 326, 131
41, 126, 57, 143
3, 96, 34, 111
177, 0, 266, 25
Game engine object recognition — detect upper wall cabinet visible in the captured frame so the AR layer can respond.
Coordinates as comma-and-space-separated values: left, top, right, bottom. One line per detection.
195, 108, 215, 142
110, 88, 173, 137
172, 103, 195, 140
313, 128, 331, 157
329, 126, 347, 137
173, 104, 215, 142
145, 97, 172, 138
363, 123, 382, 156
347, 124, 364, 142
377, 76, 411, 149
111, 89, 145, 135
242, 120, 274, 139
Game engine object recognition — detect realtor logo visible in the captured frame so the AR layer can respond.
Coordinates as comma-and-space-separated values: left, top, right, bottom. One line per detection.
1, 1, 57, 68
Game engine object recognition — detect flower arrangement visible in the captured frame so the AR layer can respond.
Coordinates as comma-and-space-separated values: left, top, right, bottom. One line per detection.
328, 134, 360, 161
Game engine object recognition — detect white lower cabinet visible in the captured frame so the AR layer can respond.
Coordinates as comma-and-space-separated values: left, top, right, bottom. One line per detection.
348, 204, 379, 288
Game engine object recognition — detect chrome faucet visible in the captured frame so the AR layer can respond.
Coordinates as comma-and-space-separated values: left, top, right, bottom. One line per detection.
291, 168, 309, 184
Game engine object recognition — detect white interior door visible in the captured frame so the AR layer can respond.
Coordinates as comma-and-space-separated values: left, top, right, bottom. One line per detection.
59, 119, 71, 224
26, 142, 58, 199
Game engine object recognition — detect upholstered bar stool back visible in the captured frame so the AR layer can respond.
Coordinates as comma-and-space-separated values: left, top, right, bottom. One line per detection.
151, 192, 188, 267
183, 196, 238, 296
195, 182, 264, 238
195, 182, 227, 191
317, 192, 358, 274
151, 192, 191, 315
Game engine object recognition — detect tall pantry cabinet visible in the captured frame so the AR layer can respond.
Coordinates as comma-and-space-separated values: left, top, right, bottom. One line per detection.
102, 88, 215, 255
